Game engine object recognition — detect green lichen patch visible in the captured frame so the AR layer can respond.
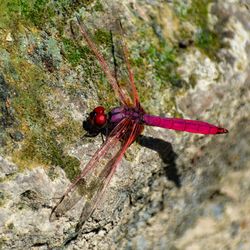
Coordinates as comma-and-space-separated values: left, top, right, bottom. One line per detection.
12, 120, 81, 181
0, 0, 54, 28
175, 0, 223, 60
93, 29, 112, 46
0, 0, 98, 180
92, 0, 104, 12
61, 19, 117, 107
195, 28, 221, 59
62, 37, 91, 66
125, 15, 183, 114
1, 53, 82, 180
187, 0, 214, 28
95, 75, 119, 109
144, 43, 182, 88
11, 92, 82, 179
132, 41, 183, 110
0, 0, 95, 29
2, 1, 224, 181
189, 0, 222, 59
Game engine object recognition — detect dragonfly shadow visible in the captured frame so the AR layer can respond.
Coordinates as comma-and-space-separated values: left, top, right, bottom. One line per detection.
137, 135, 181, 188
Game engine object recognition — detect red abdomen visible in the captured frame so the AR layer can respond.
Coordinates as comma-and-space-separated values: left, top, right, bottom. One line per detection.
143, 114, 228, 135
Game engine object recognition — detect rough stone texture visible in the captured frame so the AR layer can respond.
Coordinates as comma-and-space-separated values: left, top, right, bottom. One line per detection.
0, 1, 249, 249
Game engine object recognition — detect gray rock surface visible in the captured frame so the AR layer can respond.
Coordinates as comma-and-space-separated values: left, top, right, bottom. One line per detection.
0, 1, 249, 249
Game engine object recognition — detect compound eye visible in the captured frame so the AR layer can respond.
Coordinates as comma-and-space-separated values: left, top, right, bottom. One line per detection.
93, 106, 105, 114
94, 113, 107, 127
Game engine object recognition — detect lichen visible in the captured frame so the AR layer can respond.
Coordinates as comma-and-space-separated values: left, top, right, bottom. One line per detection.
121, 8, 183, 115
0, 0, 224, 182
0, 0, 95, 29
93, 0, 104, 12
62, 37, 91, 66
175, 0, 223, 60
61, 19, 117, 107
0, 30, 82, 181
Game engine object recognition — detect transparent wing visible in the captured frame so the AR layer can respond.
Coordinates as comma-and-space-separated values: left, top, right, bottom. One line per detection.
50, 118, 143, 226
76, 120, 143, 231
75, 15, 140, 108
112, 19, 140, 107
76, 16, 130, 106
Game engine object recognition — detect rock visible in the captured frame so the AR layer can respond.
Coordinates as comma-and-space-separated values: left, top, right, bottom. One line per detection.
0, 1, 249, 249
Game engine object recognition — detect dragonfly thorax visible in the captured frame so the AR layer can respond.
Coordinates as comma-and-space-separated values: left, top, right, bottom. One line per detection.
109, 106, 145, 124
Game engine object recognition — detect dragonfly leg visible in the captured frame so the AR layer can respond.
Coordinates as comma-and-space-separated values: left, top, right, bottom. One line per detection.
101, 133, 105, 143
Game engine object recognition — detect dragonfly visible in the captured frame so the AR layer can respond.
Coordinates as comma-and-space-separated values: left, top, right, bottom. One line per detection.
50, 16, 228, 234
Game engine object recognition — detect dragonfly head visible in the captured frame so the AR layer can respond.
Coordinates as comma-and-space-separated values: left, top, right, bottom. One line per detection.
83, 106, 107, 137
92, 106, 107, 127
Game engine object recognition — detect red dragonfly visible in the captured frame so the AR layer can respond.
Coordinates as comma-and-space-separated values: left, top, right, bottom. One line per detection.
50, 16, 228, 232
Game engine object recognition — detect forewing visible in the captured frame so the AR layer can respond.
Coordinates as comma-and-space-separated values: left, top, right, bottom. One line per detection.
73, 16, 139, 108
111, 19, 140, 107
75, 16, 130, 106
50, 118, 142, 224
